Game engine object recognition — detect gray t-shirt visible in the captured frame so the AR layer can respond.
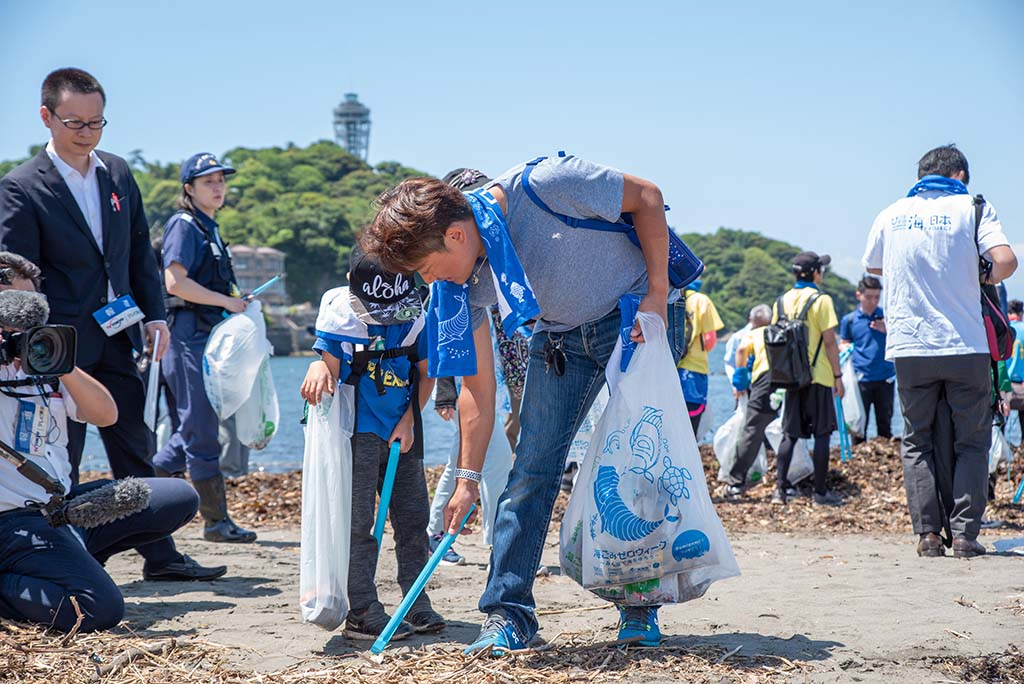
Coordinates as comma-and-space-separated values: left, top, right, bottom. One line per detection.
468, 155, 650, 333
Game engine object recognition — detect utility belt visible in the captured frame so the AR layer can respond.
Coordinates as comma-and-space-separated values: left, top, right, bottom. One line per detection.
165, 295, 227, 335
346, 343, 423, 459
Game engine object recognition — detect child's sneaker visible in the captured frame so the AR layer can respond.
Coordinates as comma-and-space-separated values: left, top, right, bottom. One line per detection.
408, 607, 446, 634
343, 604, 412, 641
464, 612, 528, 656
429, 533, 465, 566
616, 606, 662, 647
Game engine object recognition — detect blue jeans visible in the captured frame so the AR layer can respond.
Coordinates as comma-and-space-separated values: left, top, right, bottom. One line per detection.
0, 478, 198, 632
479, 301, 687, 639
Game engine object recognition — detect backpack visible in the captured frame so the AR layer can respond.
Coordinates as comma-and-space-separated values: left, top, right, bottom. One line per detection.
974, 195, 1015, 362
520, 153, 704, 289
764, 291, 823, 390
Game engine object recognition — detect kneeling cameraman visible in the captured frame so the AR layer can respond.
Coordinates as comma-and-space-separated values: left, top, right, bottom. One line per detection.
0, 261, 212, 632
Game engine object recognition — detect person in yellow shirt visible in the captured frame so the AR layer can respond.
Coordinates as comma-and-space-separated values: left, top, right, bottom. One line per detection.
725, 252, 844, 507
676, 279, 724, 436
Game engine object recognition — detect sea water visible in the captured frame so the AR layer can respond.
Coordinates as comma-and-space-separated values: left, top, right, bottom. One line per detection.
83, 346, 977, 474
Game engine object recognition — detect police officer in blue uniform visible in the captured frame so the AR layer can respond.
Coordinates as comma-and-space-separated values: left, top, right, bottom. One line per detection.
153, 153, 256, 543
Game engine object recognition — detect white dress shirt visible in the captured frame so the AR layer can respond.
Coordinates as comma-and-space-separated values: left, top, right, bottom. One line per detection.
45, 140, 114, 302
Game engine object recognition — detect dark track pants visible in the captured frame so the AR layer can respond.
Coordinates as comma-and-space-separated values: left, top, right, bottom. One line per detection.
0, 478, 198, 632
66, 334, 180, 569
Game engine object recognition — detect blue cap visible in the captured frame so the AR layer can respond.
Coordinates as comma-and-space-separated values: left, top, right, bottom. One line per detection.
180, 153, 236, 184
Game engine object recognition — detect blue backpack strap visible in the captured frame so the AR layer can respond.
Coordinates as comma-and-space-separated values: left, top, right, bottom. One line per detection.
520, 158, 632, 234
519, 153, 705, 290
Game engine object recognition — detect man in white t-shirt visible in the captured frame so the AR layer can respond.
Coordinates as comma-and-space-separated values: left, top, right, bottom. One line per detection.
862, 144, 1017, 559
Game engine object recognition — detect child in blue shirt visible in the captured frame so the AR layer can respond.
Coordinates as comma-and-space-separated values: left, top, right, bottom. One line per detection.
300, 246, 442, 641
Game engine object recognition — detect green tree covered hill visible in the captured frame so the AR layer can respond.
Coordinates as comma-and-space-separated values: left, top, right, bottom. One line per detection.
129, 141, 426, 303
681, 228, 857, 331
2, 142, 856, 319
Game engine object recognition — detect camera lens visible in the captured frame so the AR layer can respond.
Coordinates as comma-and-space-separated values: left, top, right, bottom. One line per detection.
26, 328, 65, 375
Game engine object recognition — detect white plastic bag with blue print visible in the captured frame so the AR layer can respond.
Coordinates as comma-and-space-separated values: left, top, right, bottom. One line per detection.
560, 313, 739, 604
299, 384, 354, 630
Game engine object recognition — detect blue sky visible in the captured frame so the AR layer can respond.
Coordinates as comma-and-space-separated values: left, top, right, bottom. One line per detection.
2, 1, 1022, 294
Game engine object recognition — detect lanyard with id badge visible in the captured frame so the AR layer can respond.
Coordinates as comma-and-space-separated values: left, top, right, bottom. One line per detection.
92, 294, 146, 336
14, 396, 50, 458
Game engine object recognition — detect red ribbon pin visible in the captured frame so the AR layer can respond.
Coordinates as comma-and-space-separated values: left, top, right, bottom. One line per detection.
110, 193, 121, 212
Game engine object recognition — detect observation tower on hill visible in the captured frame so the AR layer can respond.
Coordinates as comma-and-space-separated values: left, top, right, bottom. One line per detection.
333, 93, 371, 161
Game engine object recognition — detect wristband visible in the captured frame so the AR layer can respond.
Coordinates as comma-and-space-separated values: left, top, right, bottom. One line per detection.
834, 374, 842, 379
454, 468, 482, 483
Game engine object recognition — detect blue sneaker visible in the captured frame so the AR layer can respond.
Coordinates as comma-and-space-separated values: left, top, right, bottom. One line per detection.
616, 606, 662, 647
463, 613, 528, 656
429, 533, 465, 566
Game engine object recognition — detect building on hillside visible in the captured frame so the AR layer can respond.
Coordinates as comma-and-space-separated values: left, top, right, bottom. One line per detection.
231, 245, 288, 305
333, 92, 371, 161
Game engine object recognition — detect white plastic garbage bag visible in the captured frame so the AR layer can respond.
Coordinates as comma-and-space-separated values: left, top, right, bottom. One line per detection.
560, 313, 739, 604
764, 417, 814, 485
235, 353, 279, 450
990, 424, 1011, 476
143, 330, 161, 432
840, 356, 866, 438
299, 385, 354, 630
714, 396, 768, 485
203, 301, 269, 420
201, 301, 268, 419
566, 386, 609, 483
695, 401, 715, 443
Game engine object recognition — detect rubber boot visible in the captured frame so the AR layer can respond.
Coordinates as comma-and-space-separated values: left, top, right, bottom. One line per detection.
191, 474, 257, 543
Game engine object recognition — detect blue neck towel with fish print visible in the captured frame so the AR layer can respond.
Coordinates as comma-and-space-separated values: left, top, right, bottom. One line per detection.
426, 190, 540, 378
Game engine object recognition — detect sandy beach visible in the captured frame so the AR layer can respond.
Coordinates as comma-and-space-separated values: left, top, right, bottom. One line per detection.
94, 520, 1024, 683
5, 443, 1022, 683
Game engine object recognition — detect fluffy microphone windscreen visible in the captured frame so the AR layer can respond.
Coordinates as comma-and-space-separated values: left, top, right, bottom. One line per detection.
0, 290, 50, 330
62, 478, 152, 529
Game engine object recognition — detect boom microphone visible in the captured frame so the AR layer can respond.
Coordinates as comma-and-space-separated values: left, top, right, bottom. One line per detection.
45, 478, 152, 529
0, 290, 49, 330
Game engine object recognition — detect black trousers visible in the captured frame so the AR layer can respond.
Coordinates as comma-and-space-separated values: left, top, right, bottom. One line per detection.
66, 333, 178, 567
896, 355, 991, 539
67, 334, 157, 482
857, 379, 894, 440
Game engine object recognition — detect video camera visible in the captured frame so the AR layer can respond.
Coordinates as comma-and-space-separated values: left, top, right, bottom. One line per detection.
0, 325, 77, 377
0, 290, 77, 377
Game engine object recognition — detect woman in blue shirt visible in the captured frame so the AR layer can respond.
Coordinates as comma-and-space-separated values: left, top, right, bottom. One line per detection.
153, 153, 255, 544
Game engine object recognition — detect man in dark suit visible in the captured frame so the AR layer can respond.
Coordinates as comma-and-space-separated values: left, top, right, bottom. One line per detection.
0, 67, 225, 581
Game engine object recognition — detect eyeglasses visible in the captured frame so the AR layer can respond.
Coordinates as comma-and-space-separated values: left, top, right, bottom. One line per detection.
49, 109, 107, 130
